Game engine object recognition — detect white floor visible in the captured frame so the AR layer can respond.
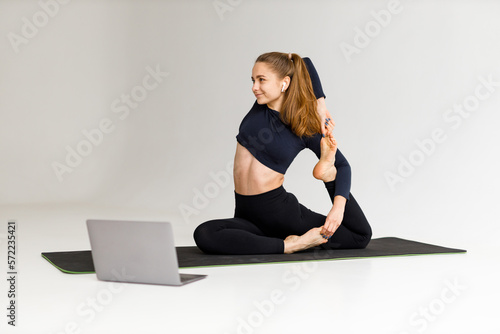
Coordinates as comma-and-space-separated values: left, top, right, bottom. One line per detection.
0, 204, 499, 334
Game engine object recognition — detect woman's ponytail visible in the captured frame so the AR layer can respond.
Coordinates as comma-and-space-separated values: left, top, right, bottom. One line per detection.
281, 53, 321, 137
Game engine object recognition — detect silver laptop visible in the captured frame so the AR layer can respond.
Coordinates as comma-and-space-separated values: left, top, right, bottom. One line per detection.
86, 219, 206, 286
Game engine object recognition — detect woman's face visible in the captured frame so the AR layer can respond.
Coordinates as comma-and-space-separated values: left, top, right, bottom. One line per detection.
251, 62, 285, 107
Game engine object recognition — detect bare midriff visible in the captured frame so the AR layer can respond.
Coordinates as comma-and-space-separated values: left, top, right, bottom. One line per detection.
233, 142, 285, 196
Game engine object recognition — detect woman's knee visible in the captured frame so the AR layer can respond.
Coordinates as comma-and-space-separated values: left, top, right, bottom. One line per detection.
356, 227, 372, 249
193, 222, 217, 253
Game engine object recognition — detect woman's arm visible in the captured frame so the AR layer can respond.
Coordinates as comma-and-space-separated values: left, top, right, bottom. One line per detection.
302, 57, 326, 100
302, 57, 351, 238
302, 57, 332, 138
322, 194, 347, 239
305, 131, 352, 239
332, 149, 351, 201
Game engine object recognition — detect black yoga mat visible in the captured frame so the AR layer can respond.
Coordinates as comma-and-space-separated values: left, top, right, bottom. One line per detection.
41, 237, 466, 274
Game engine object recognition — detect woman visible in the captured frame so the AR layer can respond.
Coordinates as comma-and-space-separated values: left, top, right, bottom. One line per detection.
194, 52, 372, 254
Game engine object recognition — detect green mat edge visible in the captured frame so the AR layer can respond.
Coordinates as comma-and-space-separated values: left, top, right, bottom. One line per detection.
42, 249, 467, 274
41, 253, 95, 275
179, 250, 467, 269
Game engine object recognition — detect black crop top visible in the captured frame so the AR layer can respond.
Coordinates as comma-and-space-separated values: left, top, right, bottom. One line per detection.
236, 57, 351, 200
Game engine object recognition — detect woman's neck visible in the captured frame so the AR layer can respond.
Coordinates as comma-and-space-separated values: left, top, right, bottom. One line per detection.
267, 96, 284, 112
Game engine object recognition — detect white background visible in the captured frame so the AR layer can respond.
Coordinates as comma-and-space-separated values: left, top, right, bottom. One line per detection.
1, 0, 499, 333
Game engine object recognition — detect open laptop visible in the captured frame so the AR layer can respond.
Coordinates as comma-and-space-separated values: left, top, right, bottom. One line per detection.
86, 219, 206, 286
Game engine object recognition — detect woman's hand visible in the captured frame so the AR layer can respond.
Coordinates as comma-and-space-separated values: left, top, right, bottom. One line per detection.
321, 196, 347, 239
317, 98, 334, 138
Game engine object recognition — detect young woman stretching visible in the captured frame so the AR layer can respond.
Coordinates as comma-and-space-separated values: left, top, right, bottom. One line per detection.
194, 52, 372, 254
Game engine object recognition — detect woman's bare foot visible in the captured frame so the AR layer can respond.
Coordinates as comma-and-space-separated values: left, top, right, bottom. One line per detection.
313, 136, 337, 182
284, 227, 328, 254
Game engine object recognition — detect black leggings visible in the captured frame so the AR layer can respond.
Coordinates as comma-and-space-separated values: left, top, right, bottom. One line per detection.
193, 182, 372, 255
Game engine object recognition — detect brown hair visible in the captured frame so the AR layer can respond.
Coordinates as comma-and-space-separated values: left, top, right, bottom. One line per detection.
255, 52, 321, 137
